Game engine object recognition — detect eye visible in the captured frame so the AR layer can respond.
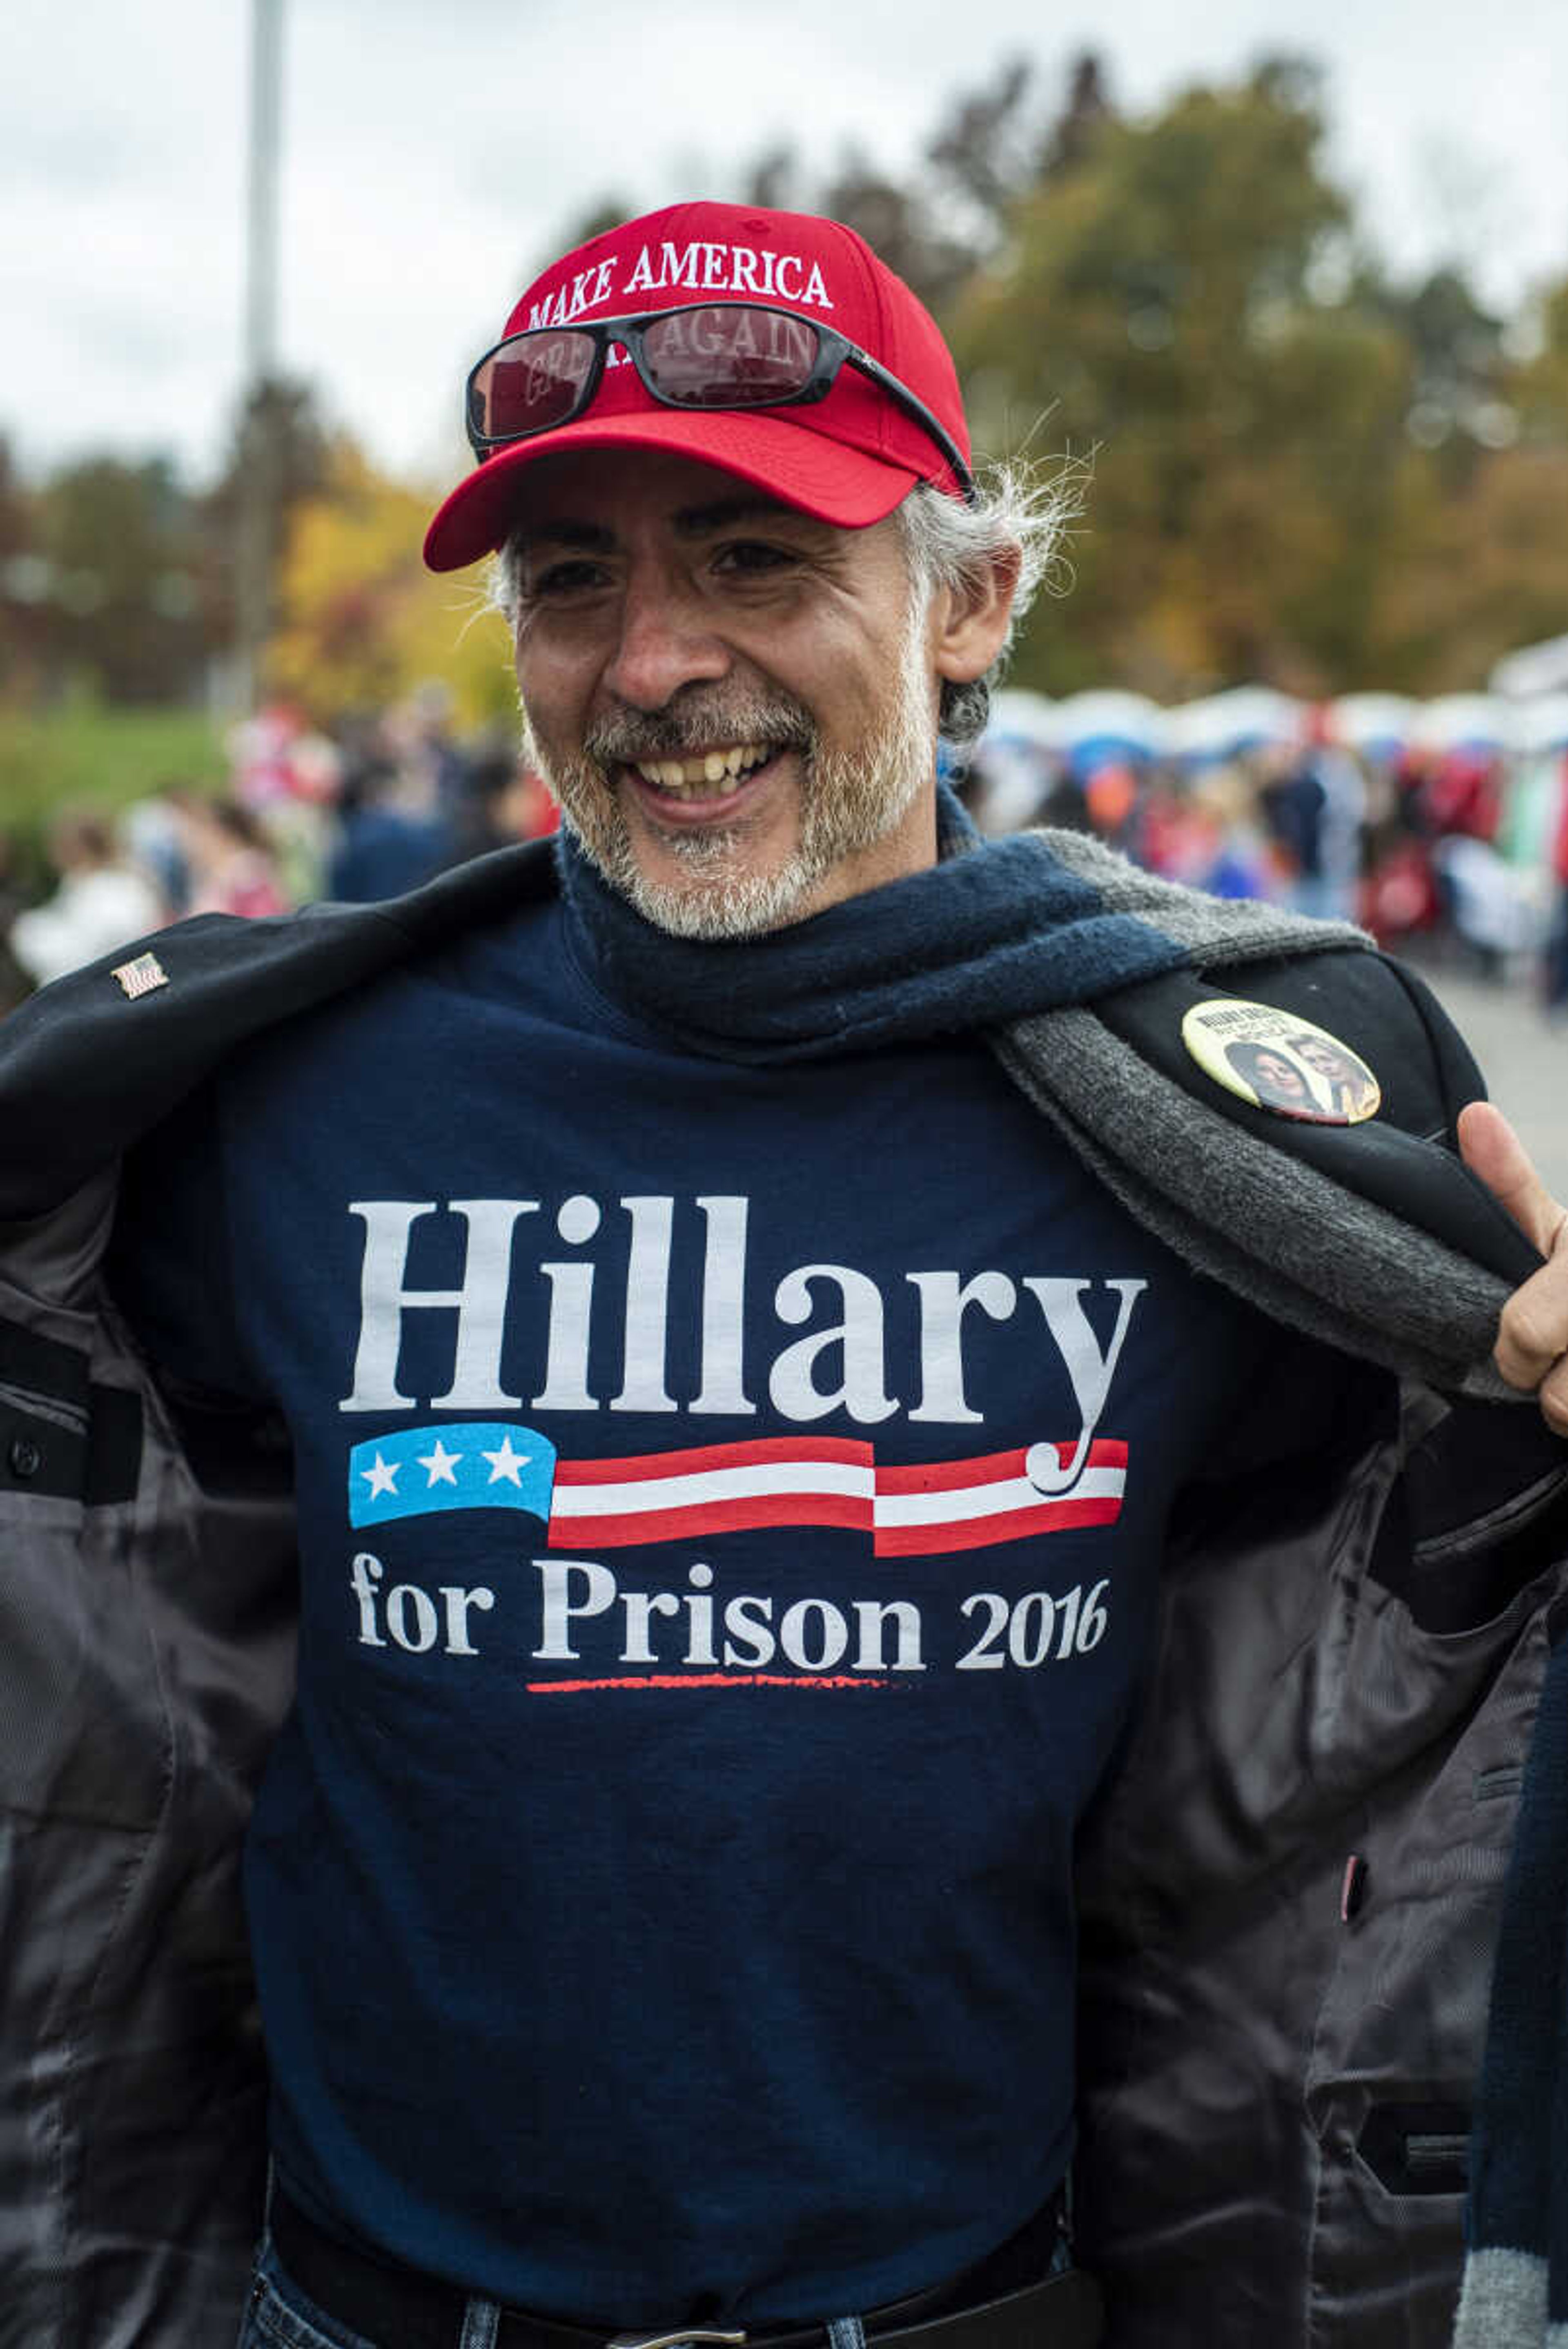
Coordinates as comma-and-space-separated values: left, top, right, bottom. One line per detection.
524, 557, 611, 600
712, 539, 797, 577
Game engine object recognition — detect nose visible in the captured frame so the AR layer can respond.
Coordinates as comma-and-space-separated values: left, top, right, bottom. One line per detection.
601, 565, 731, 712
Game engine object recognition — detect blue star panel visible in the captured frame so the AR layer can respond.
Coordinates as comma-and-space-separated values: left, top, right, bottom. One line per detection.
347, 1423, 558, 1528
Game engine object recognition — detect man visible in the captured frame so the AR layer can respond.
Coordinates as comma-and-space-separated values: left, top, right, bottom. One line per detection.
1285, 1028, 1381, 1120
3, 202, 1568, 2349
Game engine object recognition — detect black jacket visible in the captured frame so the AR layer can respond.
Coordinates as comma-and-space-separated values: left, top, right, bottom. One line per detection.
2, 836, 1564, 2347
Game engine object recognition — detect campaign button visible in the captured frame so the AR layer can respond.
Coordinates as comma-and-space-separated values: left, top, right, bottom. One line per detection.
1180, 999, 1381, 1124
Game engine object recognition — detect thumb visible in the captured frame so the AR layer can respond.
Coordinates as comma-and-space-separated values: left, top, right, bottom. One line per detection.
1457, 1100, 1567, 1259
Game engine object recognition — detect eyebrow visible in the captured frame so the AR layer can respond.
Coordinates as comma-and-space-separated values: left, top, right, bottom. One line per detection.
512, 518, 616, 555
673, 495, 801, 537
515, 495, 806, 555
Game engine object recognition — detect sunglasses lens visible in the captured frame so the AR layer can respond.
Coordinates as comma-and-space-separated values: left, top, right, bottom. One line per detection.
472, 331, 598, 440
641, 306, 820, 407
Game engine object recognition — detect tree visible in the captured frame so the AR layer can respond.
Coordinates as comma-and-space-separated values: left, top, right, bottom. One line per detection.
948, 61, 1421, 693
0, 439, 49, 703
1510, 274, 1568, 451
1039, 51, 1114, 182
1358, 265, 1512, 490
1368, 443, 1568, 688
1365, 271, 1568, 688
28, 453, 210, 705
742, 144, 801, 215
925, 56, 1039, 243
813, 151, 978, 315
265, 441, 517, 726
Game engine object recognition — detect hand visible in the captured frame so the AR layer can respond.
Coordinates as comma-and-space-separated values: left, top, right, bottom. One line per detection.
1458, 1100, 1568, 1432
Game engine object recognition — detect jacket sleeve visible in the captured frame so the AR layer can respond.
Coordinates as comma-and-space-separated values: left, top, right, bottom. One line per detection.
1030, 934, 1568, 2344
0, 1175, 295, 2347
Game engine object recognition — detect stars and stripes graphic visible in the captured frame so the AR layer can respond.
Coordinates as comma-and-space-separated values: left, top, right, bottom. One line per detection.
349, 1423, 557, 1527
349, 1425, 1126, 1553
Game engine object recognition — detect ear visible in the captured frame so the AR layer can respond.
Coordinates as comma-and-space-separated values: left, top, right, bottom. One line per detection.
929, 544, 1022, 686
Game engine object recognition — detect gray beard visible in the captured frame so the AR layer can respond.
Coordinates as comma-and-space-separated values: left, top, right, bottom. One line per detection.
522, 601, 938, 938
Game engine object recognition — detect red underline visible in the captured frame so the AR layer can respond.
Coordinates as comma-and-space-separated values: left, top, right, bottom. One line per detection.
525, 1673, 888, 1694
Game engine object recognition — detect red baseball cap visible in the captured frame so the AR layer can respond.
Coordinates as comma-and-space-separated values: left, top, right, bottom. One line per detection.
423, 200, 971, 572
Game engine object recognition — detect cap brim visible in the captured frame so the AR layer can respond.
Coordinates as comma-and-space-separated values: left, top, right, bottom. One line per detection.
423, 408, 923, 572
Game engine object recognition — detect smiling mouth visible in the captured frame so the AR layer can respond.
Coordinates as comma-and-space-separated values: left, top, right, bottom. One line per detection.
627, 742, 779, 802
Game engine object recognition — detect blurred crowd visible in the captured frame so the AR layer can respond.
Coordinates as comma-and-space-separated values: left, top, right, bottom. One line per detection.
4, 680, 1568, 1025
0, 686, 558, 1010
960, 685, 1568, 1015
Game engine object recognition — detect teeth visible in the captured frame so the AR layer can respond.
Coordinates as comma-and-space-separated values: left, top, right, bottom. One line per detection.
632, 743, 773, 798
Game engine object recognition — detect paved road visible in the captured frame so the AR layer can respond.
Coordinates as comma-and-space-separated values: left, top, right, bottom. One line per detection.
1417, 961, 1568, 1203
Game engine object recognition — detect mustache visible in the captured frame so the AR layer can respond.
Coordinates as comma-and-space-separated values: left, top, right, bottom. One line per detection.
583, 696, 816, 768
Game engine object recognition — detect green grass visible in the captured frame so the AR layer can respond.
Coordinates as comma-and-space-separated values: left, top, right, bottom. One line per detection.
0, 706, 227, 842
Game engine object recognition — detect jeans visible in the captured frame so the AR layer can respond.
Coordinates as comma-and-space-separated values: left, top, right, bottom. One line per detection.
237, 2232, 503, 2349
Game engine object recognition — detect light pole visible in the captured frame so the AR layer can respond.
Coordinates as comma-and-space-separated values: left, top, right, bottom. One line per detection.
235, 0, 284, 713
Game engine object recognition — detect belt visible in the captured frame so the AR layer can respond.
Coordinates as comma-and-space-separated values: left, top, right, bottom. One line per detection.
269, 2188, 1105, 2349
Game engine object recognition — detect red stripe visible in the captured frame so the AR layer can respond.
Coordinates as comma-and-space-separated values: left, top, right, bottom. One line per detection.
874, 1494, 1123, 1556
875, 1438, 1127, 1496
552, 1435, 874, 1485
875, 1446, 1028, 1494
526, 1673, 885, 1693
550, 1492, 873, 1548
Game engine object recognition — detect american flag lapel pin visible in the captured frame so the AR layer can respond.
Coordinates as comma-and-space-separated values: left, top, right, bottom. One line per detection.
111, 951, 169, 1000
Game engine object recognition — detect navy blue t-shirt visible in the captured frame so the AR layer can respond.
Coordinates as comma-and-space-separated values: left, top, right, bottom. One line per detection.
113, 888, 1319, 2325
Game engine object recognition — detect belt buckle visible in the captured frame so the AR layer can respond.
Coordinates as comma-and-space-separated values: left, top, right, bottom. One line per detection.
606, 2334, 747, 2349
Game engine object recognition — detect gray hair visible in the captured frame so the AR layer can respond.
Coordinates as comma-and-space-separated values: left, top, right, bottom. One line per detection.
490, 454, 1079, 751
894, 461, 1078, 747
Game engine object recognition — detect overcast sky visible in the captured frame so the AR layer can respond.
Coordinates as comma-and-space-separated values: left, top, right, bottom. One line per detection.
6, 0, 1566, 490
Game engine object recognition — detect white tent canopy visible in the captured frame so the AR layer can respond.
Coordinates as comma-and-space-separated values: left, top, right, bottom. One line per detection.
1511, 695, 1568, 756
974, 685, 1564, 772
1409, 695, 1517, 754
1329, 694, 1420, 755
1490, 634, 1568, 700
1160, 686, 1303, 761
1053, 690, 1163, 762
980, 688, 1059, 750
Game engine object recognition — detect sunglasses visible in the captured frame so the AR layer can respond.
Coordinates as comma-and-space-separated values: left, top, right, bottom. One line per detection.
464, 302, 975, 500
